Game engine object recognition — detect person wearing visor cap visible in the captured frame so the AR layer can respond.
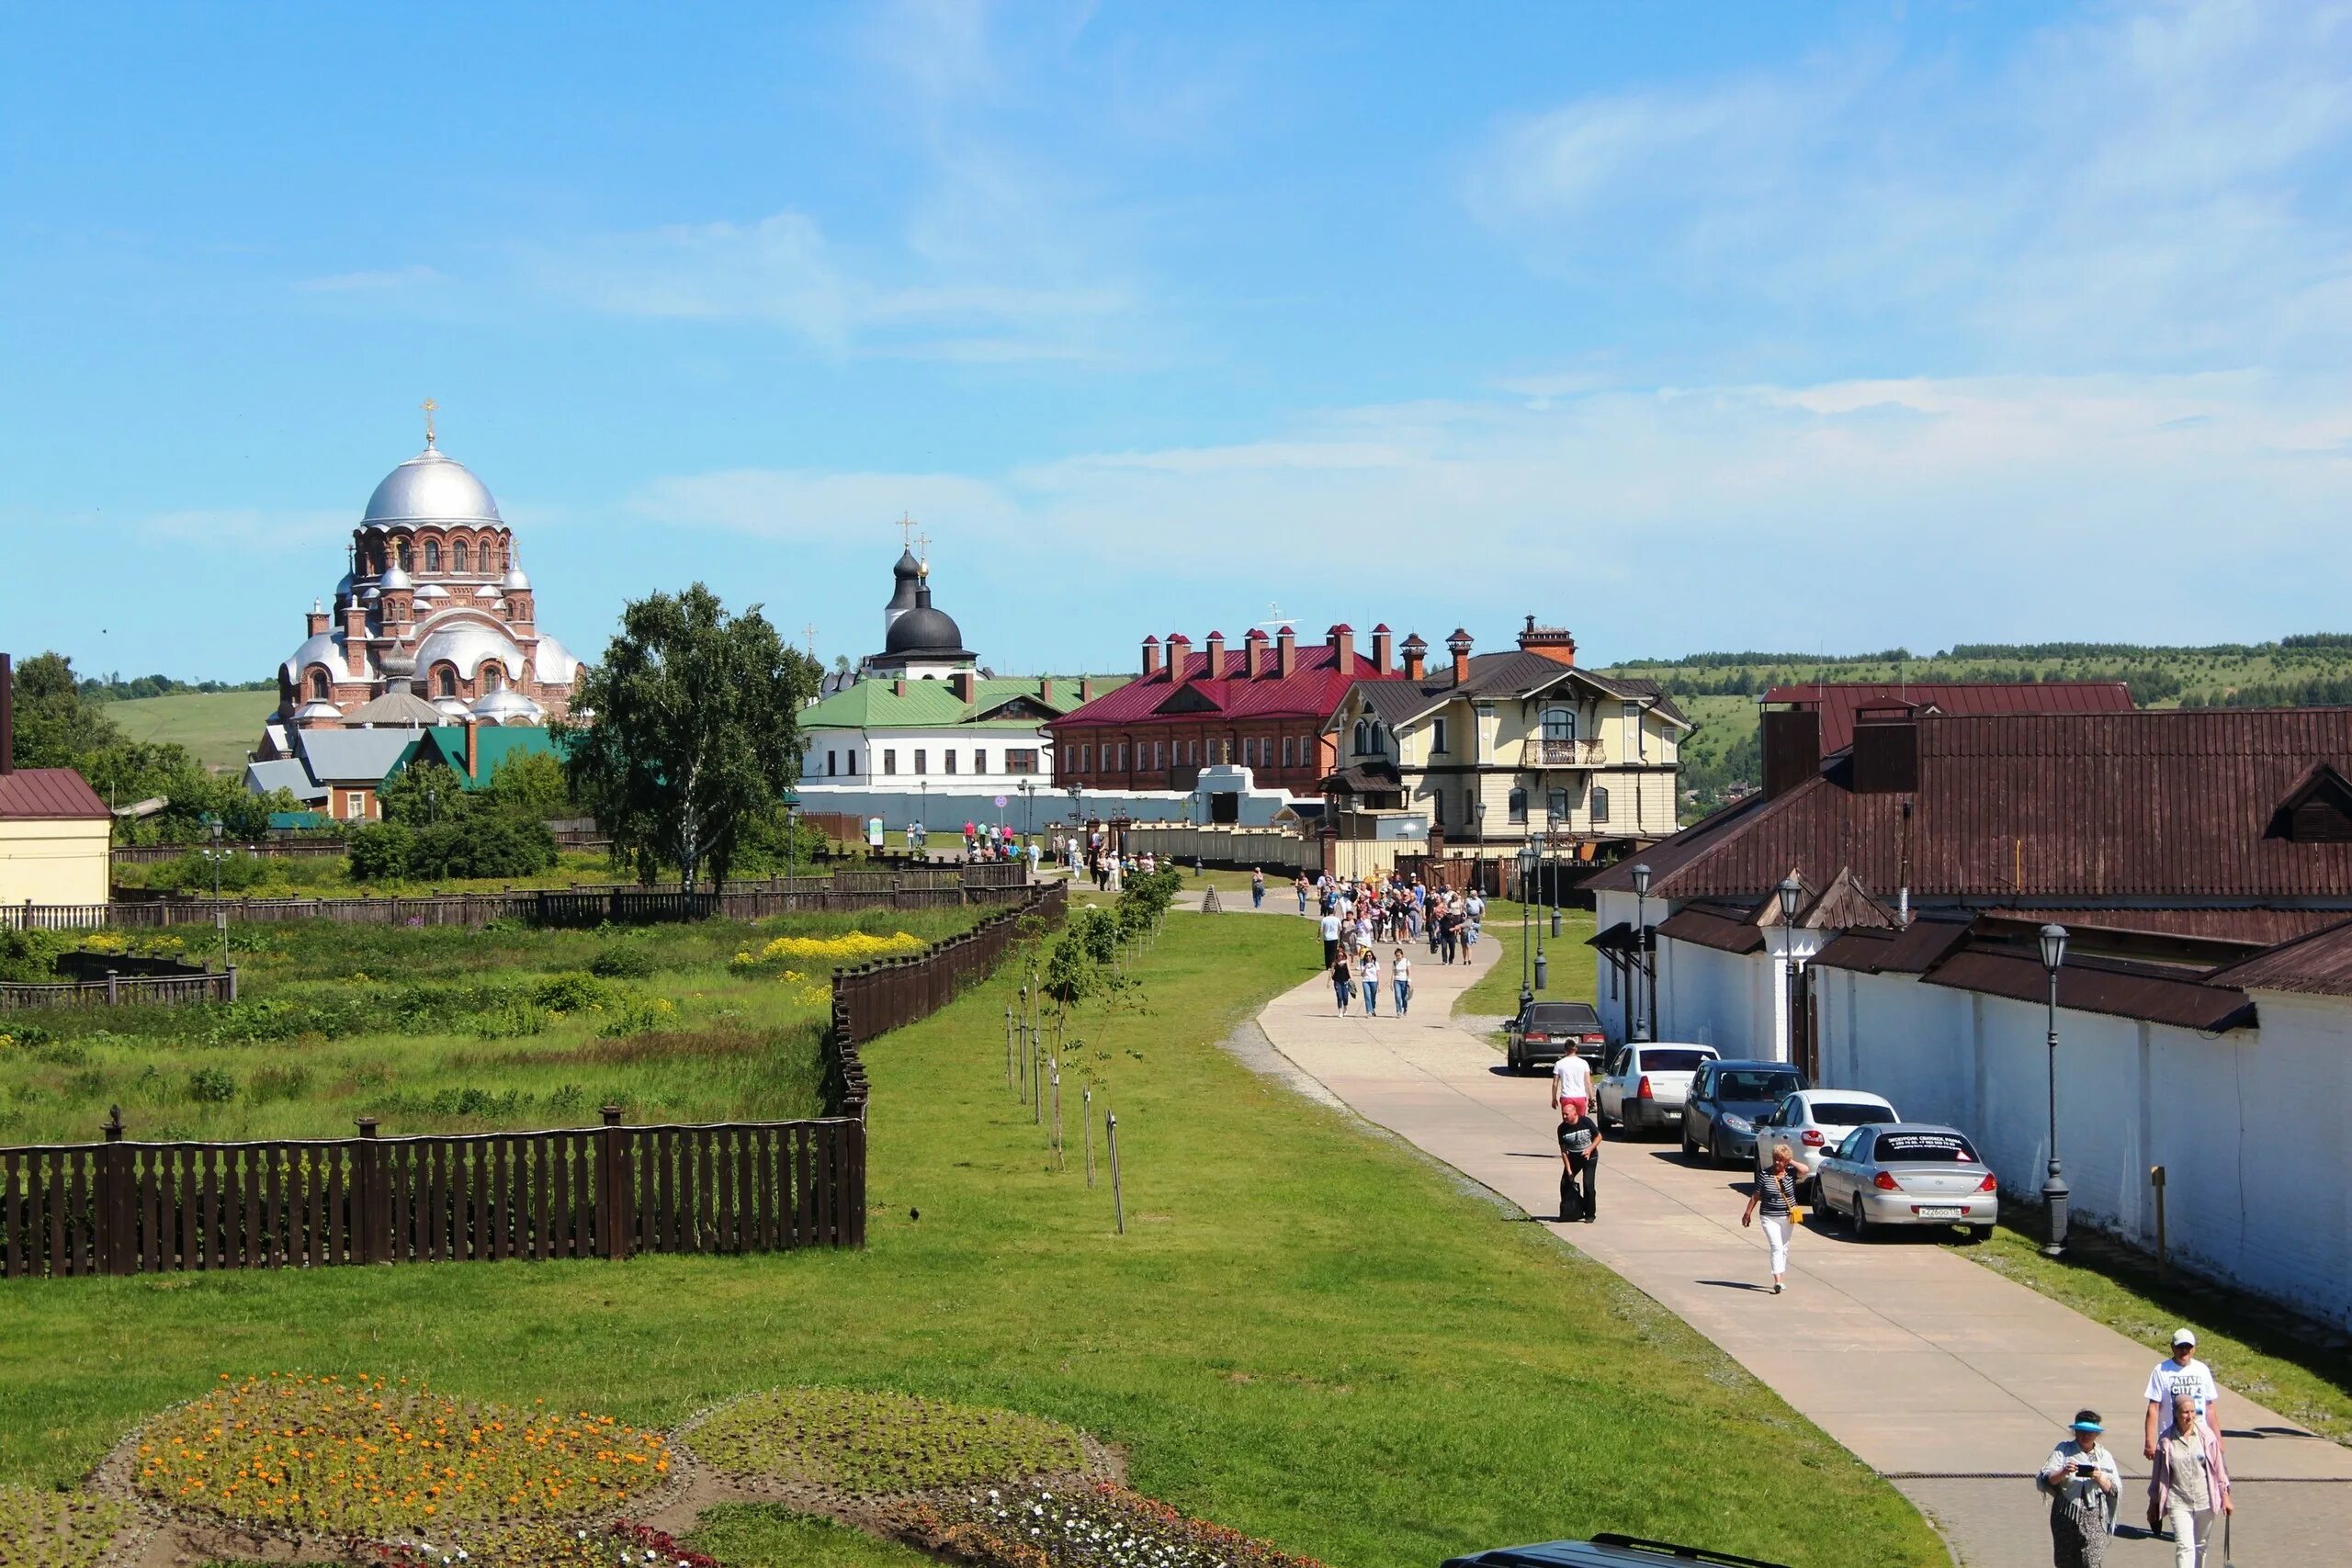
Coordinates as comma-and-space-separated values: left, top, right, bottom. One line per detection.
2143, 1327, 2223, 1533
2039, 1409, 2120, 1568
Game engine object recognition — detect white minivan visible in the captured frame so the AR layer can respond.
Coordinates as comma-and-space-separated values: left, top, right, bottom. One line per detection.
1594, 1042, 1720, 1135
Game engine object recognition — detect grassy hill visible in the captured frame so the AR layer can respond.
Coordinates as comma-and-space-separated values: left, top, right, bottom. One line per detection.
102, 690, 274, 770
1602, 636, 2352, 818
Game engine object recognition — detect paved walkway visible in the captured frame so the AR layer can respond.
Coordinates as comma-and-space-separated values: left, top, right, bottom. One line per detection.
1238, 908, 2352, 1566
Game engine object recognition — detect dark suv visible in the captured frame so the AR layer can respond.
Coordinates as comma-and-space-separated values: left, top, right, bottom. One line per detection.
1504, 1000, 1607, 1074
1444, 1536, 1789, 1568
1680, 1059, 1808, 1166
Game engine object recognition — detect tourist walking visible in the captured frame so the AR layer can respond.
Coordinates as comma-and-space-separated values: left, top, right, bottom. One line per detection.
1550, 1045, 1591, 1122
1392, 948, 1412, 1016
1740, 1141, 1810, 1294
1329, 952, 1354, 1014
2143, 1330, 2223, 1533
1319, 907, 1342, 968
2149, 1389, 2231, 1564
1359, 948, 1380, 1015
1251, 867, 1266, 908
1295, 873, 1310, 915
1556, 1104, 1601, 1222
1438, 908, 1458, 964
2038, 1410, 2120, 1568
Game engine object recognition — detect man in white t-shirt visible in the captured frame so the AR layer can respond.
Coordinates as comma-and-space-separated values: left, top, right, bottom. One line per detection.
1550, 1049, 1592, 1122
2143, 1327, 2223, 1531
1318, 910, 1342, 969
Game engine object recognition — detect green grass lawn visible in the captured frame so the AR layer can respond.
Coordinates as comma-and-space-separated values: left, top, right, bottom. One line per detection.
103, 690, 276, 771
110, 846, 627, 897
0, 910, 1941, 1568
1968, 1226, 2352, 1448
0, 909, 978, 1144
1453, 903, 1599, 1019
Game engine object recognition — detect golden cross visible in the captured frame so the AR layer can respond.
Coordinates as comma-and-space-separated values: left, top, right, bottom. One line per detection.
421, 397, 438, 446
915, 531, 932, 576
896, 513, 917, 549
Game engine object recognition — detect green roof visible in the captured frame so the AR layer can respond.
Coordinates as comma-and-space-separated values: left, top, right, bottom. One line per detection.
392, 726, 571, 789
802, 675, 1129, 732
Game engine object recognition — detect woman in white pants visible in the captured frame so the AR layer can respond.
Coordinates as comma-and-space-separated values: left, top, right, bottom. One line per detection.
1740, 1141, 1810, 1294
2150, 1389, 2231, 1566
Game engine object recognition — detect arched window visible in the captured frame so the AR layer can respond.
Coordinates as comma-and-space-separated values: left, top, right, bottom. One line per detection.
310, 669, 331, 701
395, 539, 410, 570
424, 539, 441, 572
1508, 787, 1528, 824
454, 540, 470, 572
1352, 718, 1371, 754
1542, 706, 1576, 741
481, 664, 503, 692
1367, 722, 1387, 757
435, 667, 458, 698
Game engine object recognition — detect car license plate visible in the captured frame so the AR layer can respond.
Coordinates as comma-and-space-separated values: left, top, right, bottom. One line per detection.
1917, 1205, 1963, 1219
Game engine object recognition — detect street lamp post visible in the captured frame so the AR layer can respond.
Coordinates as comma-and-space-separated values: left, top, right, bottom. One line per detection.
1775, 875, 1803, 1066
1516, 841, 1538, 1015
208, 818, 229, 975
1547, 818, 1563, 940
1532, 830, 1548, 994
1631, 861, 1652, 1043
2040, 923, 2072, 1257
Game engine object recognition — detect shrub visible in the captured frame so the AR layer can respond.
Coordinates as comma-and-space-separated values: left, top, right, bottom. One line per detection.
411, 817, 558, 881
0, 1483, 129, 1568
0, 927, 70, 982
533, 973, 615, 1013
349, 822, 417, 882
187, 1066, 238, 1103
135, 1372, 670, 1538
143, 849, 280, 896
688, 1388, 1089, 1496
588, 944, 657, 979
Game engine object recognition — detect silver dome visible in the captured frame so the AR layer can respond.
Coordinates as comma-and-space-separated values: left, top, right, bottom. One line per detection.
472, 584, 500, 599
432, 696, 474, 720
502, 561, 531, 591
380, 564, 413, 591
530, 633, 581, 684
414, 618, 526, 681
470, 689, 545, 725
290, 699, 344, 721
362, 447, 503, 527
280, 630, 345, 682
413, 582, 448, 601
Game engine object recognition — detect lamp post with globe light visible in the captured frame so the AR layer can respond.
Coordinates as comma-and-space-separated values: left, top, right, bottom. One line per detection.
1631, 862, 1652, 1042
1516, 840, 1539, 1016
2040, 923, 2072, 1257
1775, 875, 1803, 1065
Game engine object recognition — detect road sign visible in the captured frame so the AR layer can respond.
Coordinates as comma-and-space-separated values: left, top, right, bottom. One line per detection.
993, 795, 1007, 808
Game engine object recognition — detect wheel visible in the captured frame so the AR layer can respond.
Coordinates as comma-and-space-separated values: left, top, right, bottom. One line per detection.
1851, 1196, 1872, 1239
1507, 1044, 1523, 1074
1709, 1130, 1730, 1168
1682, 1122, 1700, 1162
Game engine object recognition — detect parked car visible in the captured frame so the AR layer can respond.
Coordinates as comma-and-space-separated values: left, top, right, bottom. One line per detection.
1505, 1000, 1608, 1074
1595, 1042, 1721, 1134
1813, 1122, 1998, 1241
1751, 1089, 1900, 1199
1681, 1059, 1809, 1166
1443, 1536, 1788, 1568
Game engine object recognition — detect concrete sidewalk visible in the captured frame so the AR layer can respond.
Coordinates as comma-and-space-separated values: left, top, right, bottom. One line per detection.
1250, 931, 2352, 1566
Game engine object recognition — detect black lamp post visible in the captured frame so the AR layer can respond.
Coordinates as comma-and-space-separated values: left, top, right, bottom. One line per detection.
1631, 861, 1652, 1042
1775, 874, 1803, 1066
207, 818, 230, 975
2040, 923, 2072, 1257
1529, 834, 1549, 993
1516, 841, 1538, 1014
1548, 826, 1563, 939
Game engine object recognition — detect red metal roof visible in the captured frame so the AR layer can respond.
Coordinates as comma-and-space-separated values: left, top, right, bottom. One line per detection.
1048, 640, 1406, 728
1589, 707, 2352, 908
2206, 917, 2352, 998
1760, 681, 2134, 755
1918, 947, 2256, 1032
0, 768, 111, 820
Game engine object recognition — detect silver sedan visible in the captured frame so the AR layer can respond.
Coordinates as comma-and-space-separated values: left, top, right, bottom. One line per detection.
1814, 1122, 1998, 1241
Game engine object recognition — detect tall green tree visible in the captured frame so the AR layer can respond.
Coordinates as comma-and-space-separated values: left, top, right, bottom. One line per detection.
560, 584, 818, 891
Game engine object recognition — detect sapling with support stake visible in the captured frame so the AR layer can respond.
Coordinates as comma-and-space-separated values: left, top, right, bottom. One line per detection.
1083, 1083, 1094, 1187
1106, 1111, 1125, 1234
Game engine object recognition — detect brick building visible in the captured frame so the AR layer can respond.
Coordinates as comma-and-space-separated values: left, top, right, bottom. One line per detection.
1047, 623, 1415, 798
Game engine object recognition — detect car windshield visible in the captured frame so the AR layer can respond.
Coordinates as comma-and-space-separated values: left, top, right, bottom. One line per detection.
1638, 1049, 1713, 1072
1874, 1131, 1979, 1163
1718, 1071, 1802, 1100
1810, 1100, 1893, 1126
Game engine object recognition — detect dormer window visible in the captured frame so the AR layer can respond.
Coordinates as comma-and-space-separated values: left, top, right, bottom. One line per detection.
2275, 763, 2352, 842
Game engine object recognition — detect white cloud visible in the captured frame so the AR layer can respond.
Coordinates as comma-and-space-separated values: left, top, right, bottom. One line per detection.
297, 265, 443, 293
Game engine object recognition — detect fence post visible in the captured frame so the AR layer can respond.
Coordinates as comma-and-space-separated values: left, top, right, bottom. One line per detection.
355, 1117, 383, 1264
1106, 1112, 1125, 1235
600, 1105, 631, 1260
225, 964, 239, 1003
105, 969, 119, 1005
99, 1105, 132, 1275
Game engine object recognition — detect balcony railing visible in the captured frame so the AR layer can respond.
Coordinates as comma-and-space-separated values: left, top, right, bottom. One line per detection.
1520, 738, 1606, 767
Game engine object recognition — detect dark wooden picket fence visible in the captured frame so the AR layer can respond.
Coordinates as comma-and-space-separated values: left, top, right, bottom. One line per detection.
1, 968, 235, 1013
0, 1107, 862, 1279
0, 882, 1068, 1279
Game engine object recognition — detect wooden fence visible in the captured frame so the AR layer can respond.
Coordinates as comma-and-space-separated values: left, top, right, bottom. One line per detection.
1, 868, 1034, 933
0, 881, 1068, 1278
110, 838, 349, 866
0, 1107, 860, 1279
1, 968, 235, 1013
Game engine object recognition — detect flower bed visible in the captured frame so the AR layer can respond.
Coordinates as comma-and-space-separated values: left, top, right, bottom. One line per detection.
376, 1519, 722, 1568
911, 1483, 1329, 1568
0, 1484, 130, 1568
133, 1373, 671, 1540
685, 1388, 1089, 1496
730, 931, 926, 971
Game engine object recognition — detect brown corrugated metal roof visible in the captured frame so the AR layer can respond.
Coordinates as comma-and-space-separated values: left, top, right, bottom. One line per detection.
1657, 902, 1768, 954
1812, 915, 1977, 976
1587, 921, 1640, 953
1988, 908, 2349, 945
1919, 946, 2256, 1032
1759, 682, 2135, 754
2205, 918, 2352, 998
1593, 708, 2352, 904
0, 768, 111, 820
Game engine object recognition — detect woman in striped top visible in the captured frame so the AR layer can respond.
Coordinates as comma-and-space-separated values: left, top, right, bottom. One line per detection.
1740, 1141, 1811, 1295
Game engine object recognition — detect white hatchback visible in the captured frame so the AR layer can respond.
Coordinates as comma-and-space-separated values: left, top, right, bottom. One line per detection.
1595, 1042, 1721, 1135
1752, 1089, 1899, 1200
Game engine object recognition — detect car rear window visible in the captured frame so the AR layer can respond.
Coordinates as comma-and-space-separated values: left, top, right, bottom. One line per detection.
1718, 1071, 1802, 1100
1873, 1131, 1979, 1162
1638, 1049, 1713, 1072
1811, 1100, 1893, 1126
1527, 1004, 1601, 1026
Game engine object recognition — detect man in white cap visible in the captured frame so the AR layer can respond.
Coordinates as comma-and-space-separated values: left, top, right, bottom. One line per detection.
2143, 1326, 2222, 1534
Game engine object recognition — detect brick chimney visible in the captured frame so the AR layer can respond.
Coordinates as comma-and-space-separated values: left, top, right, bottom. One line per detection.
1166, 633, 1193, 685
1276, 626, 1297, 680
1141, 635, 1162, 679
1446, 628, 1474, 686
894, 678, 908, 697
1516, 615, 1577, 667
1204, 630, 1226, 676
1244, 627, 1268, 679
1080, 677, 1096, 702
950, 670, 975, 703
307, 599, 330, 637
1040, 677, 1056, 705
1369, 624, 1393, 675
343, 601, 369, 677
1401, 633, 1428, 682
1329, 624, 1355, 670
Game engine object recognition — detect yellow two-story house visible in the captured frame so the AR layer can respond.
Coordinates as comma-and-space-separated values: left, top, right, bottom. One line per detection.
1320, 617, 1690, 854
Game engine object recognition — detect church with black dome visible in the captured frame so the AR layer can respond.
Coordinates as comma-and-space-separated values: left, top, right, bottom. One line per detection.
870, 547, 977, 680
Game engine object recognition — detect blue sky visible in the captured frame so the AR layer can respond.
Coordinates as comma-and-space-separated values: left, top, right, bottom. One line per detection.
6, 1, 2350, 682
